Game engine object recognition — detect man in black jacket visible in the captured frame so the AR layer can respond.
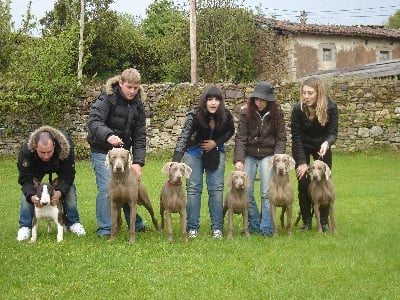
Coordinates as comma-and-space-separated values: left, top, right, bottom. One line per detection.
87, 68, 147, 237
17, 125, 86, 241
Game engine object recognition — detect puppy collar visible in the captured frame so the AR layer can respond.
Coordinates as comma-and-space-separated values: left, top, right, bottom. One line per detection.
167, 180, 182, 187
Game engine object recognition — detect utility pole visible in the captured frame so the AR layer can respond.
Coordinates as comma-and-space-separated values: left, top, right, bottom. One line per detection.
77, 0, 85, 84
5, 0, 11, 29
190, 0, 197, 84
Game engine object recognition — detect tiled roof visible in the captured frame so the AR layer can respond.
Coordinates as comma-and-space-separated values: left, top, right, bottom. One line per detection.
255, 16, 400, 40
302, 59, 400, 79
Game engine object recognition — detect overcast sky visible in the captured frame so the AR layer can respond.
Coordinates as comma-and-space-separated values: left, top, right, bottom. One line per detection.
10, 0, 400, 28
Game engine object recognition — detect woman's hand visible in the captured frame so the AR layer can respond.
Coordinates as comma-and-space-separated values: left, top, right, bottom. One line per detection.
318, 141, 329, 158
201, 140, 216, 152
235, 161, 244, 171
296, 163, 308, 180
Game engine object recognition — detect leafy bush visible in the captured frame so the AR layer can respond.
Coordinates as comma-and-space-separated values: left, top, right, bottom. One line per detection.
1, 24, 81, 126
74, 142, 91, 161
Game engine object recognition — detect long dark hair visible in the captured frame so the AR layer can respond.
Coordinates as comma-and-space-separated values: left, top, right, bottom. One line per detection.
197, 85, 227, 130
246, 98, 282, 129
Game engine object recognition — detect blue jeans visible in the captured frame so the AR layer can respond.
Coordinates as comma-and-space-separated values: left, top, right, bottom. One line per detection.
183, 150, 225, 232
244, 155, 274, 235
90, 151, 144, 236
19, 184, 81, 228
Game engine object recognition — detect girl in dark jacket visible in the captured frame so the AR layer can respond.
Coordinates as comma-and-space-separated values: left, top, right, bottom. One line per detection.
291, 76, 339, 232
172, 85, 235, 238
234, 82, 286, 237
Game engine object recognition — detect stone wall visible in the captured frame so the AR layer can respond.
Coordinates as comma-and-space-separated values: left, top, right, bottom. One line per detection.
1, 78, 399, 156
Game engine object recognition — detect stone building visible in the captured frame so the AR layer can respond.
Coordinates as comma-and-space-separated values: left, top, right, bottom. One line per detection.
256, 17, 400, 80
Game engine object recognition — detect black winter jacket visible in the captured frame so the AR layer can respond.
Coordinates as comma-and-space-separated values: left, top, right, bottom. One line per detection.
17, 126, 75, 203
87, 84, 146, 166
291, 98, 339, 165
172, 108, 235, 162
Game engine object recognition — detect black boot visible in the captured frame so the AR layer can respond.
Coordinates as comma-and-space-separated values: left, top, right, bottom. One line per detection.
298, 192, 312, 231
300, 221, 312, 231
320, 205, 330, 232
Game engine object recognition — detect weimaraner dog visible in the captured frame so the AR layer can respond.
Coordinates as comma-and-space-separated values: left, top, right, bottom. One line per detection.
160, 162, 192, 242
268, 154, 296, 236
223, 170, 250, 239
308, 160, 338, 234
106, 147, 160, 243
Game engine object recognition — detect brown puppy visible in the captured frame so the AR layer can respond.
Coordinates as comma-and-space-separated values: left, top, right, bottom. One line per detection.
223, 170, 250, 239
160, 162, 192, 242
106, 147, 160, 243
308, 160, 337, 234
268, 154, 295, 236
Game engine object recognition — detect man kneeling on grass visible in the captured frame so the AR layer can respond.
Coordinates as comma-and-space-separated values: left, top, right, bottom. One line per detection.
16, 125, 86, 241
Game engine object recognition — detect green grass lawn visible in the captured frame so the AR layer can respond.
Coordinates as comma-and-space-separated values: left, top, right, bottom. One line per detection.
1, 151, 399, 299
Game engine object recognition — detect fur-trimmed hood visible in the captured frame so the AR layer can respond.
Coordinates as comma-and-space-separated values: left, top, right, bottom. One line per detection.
27, 125, 70, 160
105, 75, 146, 101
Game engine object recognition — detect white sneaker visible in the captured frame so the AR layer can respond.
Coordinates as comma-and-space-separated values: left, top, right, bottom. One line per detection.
212, 229, 223, 238
17, 227, 31, 241
188, 229, 198, 238
69, 223, 86, 236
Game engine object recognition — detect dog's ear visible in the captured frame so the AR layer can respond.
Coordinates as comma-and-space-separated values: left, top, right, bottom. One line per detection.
161, 162, 173, 175
307, 163, 312, 175
324, 163, 332, 180
33, 177, 40, 188
105, 151, 110, 169
287, 155, 296, 171
267, 155, 274, 170
50, 177, 59, 188
243, 172, 251, 188
225, 171, 234, 187
183, 163, 192, 178
128, 152, 133, 168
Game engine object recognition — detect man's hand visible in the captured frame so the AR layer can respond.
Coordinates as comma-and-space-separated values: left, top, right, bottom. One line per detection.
31, 195, 43, 208
107, 135, 124, 147
132, 164, 142, 181
51, 190, 62, 205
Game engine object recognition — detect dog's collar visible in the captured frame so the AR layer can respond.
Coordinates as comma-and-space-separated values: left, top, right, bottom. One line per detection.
167, 180, 182, 187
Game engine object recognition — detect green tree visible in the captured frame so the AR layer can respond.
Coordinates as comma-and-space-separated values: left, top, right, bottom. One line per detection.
40, 0, 119, 78
197, 0, 256, 82
0, 0, 13, 71
386, 10, 400, 29
141, 0, 190, 83
111, 13, 162, 83
1, 25, 81, 126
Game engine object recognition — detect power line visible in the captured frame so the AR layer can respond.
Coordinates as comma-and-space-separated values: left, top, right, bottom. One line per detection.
262, 5, 400, 15
261, 5, 400, 25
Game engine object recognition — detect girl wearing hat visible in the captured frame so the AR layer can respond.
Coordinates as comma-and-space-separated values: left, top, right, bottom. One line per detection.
172, 85, 235, 238
291, 77, 338, 232
234, 81, 286, 237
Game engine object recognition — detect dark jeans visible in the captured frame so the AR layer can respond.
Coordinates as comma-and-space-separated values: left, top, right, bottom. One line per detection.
296, 147, 332, 226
